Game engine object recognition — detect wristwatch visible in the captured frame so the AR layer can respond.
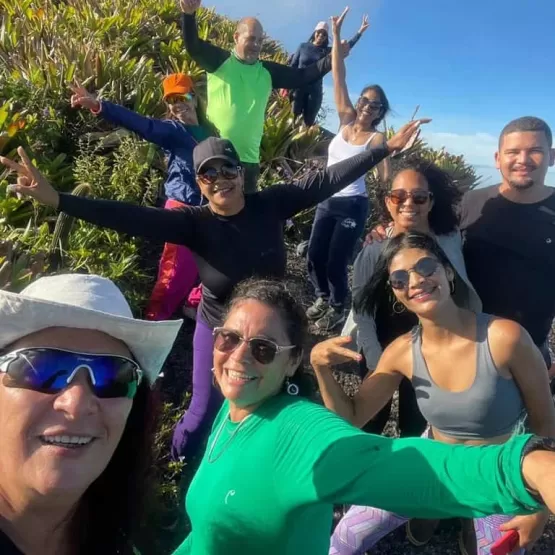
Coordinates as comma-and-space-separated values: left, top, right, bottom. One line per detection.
520, 435, 555, 503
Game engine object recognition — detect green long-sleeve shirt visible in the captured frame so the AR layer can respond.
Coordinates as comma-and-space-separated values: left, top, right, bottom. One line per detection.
174, 395, 542, 555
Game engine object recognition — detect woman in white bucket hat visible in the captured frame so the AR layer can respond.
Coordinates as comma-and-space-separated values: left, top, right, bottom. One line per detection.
0, 273, 181, 555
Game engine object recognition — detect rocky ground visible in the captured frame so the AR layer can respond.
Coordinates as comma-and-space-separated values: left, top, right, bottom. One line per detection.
153, 241, 555, 554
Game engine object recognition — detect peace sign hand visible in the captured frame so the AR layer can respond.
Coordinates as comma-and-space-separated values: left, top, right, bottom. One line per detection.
0, 147, 60, 208
386, 118, 432, 153
69, 82, 100, 112
358, 14, 370, 34
310, 336, 362, 371
331, 6, 349, 35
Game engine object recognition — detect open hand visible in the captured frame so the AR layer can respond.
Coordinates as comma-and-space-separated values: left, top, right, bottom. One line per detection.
358, 14, 370, 34
386, 118, 431, 153
310, 336, 361, 370
331, 6, 349, 35
0, 147, 60, 208
69, 82, 100, 112
179, 0, 201, 14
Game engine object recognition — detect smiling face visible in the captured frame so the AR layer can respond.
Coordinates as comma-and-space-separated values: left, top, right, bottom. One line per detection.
166, 93, 198, 125
313, 29, 328, 46
496, 130, 555, 190
196, 159, 245, 214
213, 299, 300, 411
0, 327, 133, 498
389, 248, 454, 318
385, 169, 433, 232
234, 18, 264, 64
355, 88, 384, 128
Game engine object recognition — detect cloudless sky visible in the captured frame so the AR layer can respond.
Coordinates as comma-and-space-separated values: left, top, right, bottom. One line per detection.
210, 0, 555, 185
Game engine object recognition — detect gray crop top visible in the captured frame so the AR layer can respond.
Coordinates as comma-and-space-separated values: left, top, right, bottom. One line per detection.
411, 313, 525, 439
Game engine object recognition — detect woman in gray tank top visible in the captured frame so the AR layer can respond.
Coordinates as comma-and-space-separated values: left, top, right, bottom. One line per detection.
313, 232, 555, 554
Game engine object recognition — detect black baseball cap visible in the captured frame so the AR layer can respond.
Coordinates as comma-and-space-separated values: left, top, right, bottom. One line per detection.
193, 137, 241, 173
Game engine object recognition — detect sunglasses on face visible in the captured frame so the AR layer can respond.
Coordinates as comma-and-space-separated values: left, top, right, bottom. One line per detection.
358, 97, 383, 110
387, 189, 433, 205
389, 257, 440, 290
213, 328, 295, 365
0, 347, 143, 399
198, 164, 241, 184
167, 93, 195, 104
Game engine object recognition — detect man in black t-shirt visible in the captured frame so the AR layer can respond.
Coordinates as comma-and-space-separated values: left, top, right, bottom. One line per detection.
460, 117, 555, 382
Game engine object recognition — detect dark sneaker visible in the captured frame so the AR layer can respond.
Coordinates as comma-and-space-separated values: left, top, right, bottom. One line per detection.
315, 306, 345, 332
306, 297, 329, 321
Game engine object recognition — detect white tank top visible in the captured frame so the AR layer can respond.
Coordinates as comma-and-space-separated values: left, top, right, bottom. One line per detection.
328, 125, 376, 199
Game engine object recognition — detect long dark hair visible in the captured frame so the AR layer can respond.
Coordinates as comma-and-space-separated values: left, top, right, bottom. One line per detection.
358, 84, 390, 127
69, 382, 158, 554
354, 231, 454, 317
226, 279, 313, 397
375, 160, 462, 235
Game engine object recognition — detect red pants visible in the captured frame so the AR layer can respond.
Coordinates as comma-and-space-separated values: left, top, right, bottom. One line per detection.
145, 199, 199, 321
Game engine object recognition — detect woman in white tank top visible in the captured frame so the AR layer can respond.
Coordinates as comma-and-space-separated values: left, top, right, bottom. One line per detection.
307, 9, 391, 331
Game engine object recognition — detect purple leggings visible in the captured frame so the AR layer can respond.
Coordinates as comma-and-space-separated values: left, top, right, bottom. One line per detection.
171, 316, 223, 460
329, 509, 523, 555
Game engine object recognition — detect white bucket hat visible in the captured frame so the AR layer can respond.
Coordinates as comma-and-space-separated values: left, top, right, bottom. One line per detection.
0, 274, 183, 384
314, 21, 329, 33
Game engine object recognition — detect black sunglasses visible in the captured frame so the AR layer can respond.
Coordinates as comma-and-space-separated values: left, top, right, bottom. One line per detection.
0, 347, 142, 399
389, 257, 439, 290
213, 328, 295, 365
198, 164, 241, 184
387, 189, 433, 205
358, 97, 383, 110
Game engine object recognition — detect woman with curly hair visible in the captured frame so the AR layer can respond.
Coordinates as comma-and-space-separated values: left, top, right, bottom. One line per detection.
342, 161, 482, 438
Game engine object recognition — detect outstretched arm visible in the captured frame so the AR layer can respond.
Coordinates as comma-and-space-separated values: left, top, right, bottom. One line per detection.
0, 148, 196, 246
265, 119, 430, 219
263, 54, 333, 90
70, 84, 184, 150
180, 2, 230, 73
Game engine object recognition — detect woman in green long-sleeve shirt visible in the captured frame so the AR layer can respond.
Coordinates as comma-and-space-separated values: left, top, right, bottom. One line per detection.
172, 278, 555, 555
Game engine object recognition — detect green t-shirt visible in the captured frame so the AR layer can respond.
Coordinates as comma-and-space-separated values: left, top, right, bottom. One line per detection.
206, 55, 272, 164
173, 395, 541, 555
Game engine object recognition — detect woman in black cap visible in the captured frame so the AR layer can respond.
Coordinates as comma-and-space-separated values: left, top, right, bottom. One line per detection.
0, 121, 428, 461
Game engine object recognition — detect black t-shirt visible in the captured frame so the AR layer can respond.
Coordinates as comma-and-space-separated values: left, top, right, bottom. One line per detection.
460, 185, 555, 346
0, 531, 22, 554
58, 147, 387, 327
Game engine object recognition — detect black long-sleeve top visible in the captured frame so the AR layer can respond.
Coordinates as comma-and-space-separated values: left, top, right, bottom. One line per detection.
58, 146, 388, 326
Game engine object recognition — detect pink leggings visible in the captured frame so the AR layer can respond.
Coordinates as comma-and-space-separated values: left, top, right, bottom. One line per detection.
145, 199, 199, 320
330, 430, 524, 555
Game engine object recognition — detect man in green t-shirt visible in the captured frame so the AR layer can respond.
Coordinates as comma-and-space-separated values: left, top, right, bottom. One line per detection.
179, 0, 352, 192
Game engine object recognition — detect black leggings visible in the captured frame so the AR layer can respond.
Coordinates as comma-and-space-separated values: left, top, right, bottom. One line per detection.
292, 86, 323, 127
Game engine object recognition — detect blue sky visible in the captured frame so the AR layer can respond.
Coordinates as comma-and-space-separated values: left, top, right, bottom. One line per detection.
210, 0, 555, 186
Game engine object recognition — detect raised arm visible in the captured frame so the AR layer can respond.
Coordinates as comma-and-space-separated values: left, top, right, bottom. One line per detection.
265, 119, 430, 219
331, 8, 358, 126
180, 2, 230, 73
346, 13, 370, 49
311, 335, 406, 428
263, 54, 332, 90
0, 148, 196, 246
70, 84, 184, 149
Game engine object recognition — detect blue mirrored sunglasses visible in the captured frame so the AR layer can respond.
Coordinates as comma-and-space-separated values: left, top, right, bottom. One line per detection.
0, 347, 143, 399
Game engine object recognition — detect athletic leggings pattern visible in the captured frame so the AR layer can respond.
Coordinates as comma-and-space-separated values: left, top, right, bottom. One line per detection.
329, 430, 524, 555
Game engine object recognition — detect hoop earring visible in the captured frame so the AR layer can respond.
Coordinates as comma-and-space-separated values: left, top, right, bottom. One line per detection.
286, 378, 299, 396
449, 280, 455, 294
392, 300, 405, 314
